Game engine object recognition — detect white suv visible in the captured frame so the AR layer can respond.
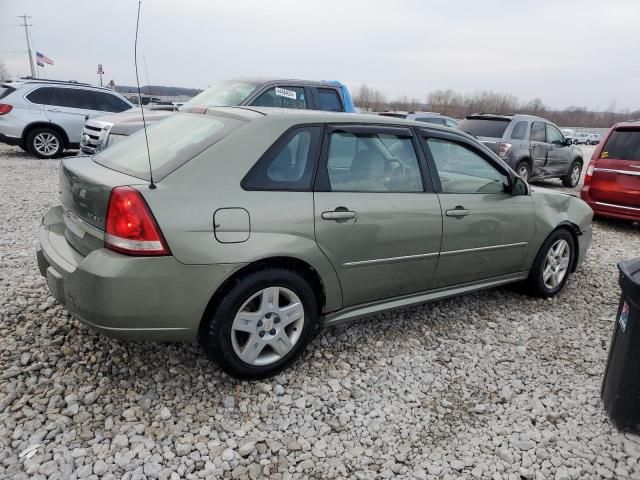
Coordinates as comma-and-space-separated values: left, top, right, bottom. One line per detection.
0, 78, 134, 158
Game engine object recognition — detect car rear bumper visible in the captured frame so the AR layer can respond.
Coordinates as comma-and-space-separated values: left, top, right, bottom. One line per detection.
0, 133, 22, 146
37, 205, 244, 341
583, 199, 640, 221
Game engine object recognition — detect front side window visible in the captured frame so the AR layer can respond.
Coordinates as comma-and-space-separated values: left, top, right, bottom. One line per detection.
251, 86, 307, 109
546, 124, 564, 144
243, 126, 321, 190
317, 88, 342, 112
511, 121, 527, 140
427, 138, 508, 194
530, 122, 546, 142
326, 132, 423, 192
417, 117, 445, 125
94, 92, 131, 112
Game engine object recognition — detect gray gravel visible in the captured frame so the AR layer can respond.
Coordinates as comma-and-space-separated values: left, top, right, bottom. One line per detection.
1, 143, 640, 479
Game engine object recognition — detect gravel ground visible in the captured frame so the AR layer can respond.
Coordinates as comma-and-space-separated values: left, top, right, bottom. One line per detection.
1, 143, 640, 480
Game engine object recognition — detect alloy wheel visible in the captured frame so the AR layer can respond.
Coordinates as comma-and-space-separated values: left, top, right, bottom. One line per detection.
33, 132, 60, 156
231, 286, 305, 366
570, 164, 581, 186
517, 164, 530, 181
542, 239, 571, 289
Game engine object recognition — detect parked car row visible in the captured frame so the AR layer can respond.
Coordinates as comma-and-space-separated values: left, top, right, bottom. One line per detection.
561, 129, 602, 145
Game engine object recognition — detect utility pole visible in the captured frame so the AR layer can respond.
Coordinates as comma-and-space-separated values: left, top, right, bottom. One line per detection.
18, 15, 36, 78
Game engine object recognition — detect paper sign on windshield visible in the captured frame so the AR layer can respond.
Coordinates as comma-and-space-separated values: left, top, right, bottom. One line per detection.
275, 87, 297, 100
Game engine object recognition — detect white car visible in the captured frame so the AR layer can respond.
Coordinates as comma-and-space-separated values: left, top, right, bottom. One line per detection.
575, 132, 591, 145
0, 78, 134, 158
587, 133, 601, 144
561, 129, 577, 144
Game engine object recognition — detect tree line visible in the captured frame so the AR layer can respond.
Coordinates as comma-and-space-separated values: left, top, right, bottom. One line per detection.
352, 84, 639, 128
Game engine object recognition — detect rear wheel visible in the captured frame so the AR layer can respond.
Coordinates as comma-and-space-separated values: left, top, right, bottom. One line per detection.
200, 268, 317, 379
26, 128, 64, 159
516, 161, 531, 182
562, 161, 582, 188
527, 229, 575, 298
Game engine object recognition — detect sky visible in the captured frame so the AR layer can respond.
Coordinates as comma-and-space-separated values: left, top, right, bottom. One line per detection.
2, 0, 639, 111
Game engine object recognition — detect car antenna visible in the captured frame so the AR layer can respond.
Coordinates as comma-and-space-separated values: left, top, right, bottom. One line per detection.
134, 0, 155, 189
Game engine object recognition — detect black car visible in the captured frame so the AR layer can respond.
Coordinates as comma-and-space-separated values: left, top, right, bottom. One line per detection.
459, 113, 584, 187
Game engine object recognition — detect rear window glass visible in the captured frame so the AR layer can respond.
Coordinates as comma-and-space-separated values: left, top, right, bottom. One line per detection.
94, 113, 244, 180
458, 119, 509, 138
601, 130, 640, 161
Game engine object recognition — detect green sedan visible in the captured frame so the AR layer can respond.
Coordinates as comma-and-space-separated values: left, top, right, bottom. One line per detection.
37, 107, 593, 378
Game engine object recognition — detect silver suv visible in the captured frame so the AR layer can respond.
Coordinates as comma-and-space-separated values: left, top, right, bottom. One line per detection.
0, 78, 134, 158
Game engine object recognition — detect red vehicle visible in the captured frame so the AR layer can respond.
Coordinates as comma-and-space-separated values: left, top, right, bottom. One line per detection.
581, 121, 640, 222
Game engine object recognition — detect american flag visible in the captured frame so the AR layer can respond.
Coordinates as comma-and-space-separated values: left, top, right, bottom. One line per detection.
36, 52, 54, 66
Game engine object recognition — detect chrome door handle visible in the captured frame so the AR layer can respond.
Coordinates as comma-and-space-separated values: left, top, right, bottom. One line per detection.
322, 209, 356, 221
445, 206, 469, 218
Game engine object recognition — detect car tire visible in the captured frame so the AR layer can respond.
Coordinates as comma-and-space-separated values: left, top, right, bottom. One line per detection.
527, 229, 575, 298
26, 127, 64, 159
199, 268, 318, 379
516, 161, 531, 182
562, 161, 582, 188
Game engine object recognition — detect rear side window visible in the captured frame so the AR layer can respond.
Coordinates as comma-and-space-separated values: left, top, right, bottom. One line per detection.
458, 119, 509, 138
94, 113, 244, 181
530, 122, 546, 142
325, 132, 423, 192
243, 126, 322, 191
94, 92, 131, 113
316, 88, 343, 112
26, 87, 56, 105
56, 89, 97, 110
601, 130, 640, 161
510, 121, 527, 140
251, 86, 307, 109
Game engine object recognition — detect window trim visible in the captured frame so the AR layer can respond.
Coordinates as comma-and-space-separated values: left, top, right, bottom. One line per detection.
241, 123, 323, 192
418, 129, 513, 195
530, 121, 547, 143
314, 123, 433, 194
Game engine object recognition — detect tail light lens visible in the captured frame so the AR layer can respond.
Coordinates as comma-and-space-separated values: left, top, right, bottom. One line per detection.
0, 104, 13, 115
105, 186, 170, 256
583, 159, 597, 185
498, 142, 512, 157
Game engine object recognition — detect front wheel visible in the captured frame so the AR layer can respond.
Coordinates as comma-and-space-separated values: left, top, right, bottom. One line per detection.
26, 128, 64, 159
562, 161, 582, 188
199, 269, 317, 379
527, 229, 575, 298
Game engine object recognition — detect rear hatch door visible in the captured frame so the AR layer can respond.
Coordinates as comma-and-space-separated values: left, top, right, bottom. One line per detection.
457, 117, 511, 154
590, 127, 640, 208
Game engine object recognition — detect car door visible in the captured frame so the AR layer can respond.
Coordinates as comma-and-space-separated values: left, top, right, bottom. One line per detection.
314, 124, 443, 307
420, 131, 535, 288
41, 88, 99, 144
529, 121, 548, 177
545, 123, 571, 175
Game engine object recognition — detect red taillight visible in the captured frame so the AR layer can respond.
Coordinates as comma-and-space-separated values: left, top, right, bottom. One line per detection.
105, 186, 170, 256
583, 159, 597, 185
0, 104, 13, 115
498, 142, 512, 157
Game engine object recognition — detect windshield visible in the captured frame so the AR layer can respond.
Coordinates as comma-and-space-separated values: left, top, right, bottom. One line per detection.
183, 81, 260, 108
458, 118, 510, 138
601, 129, 640, 161
94, 113, 245, 180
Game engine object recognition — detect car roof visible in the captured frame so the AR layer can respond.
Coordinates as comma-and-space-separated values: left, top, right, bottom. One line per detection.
206, 106, 467, 133
228, 77, 342, 88
465, 113, 547, 122
3, 77, 116, 93
613, 120, 640, 129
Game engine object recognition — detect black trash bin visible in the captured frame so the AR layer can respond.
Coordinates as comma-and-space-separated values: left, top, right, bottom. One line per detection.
602, 258, 640, 431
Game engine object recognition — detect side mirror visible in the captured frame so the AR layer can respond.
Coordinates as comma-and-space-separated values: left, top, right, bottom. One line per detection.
511, 176, 529, 196
564, 137, 573, 146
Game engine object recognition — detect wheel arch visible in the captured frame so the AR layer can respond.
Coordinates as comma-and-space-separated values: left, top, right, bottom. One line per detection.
547, 222, 582, 273
198, 256, 328, 338
22, 122, 70, 148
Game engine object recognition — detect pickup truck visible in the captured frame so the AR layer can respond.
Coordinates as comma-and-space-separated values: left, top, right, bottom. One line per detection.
80, 78, 356, 154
